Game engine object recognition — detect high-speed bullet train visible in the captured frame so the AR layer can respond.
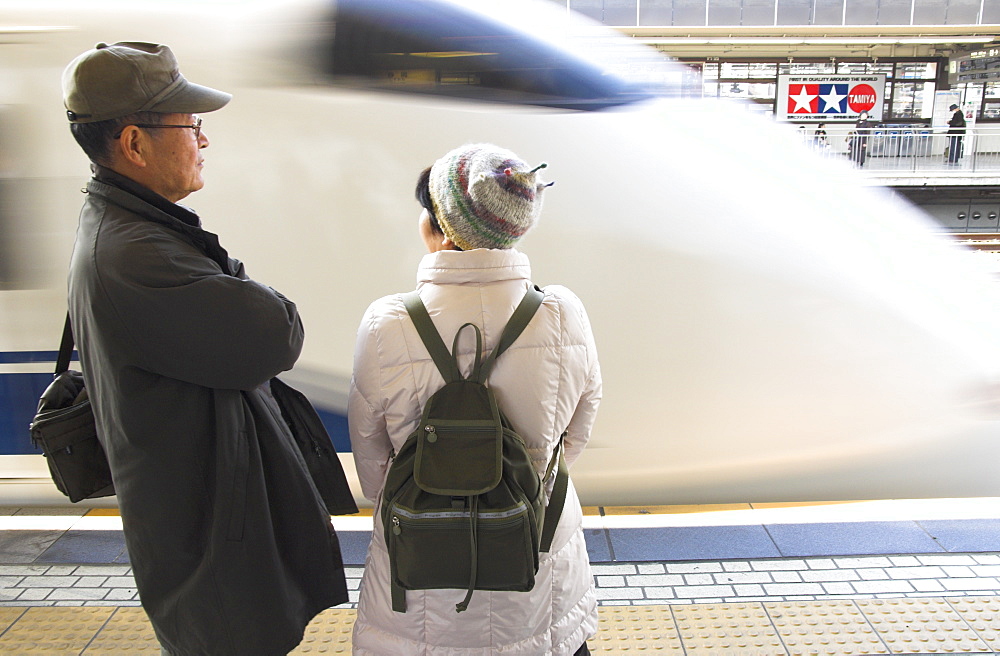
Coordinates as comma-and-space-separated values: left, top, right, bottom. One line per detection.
3, 0, 1000, 507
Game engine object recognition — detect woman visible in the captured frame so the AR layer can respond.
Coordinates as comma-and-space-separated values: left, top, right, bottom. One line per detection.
349, 143, 601, 655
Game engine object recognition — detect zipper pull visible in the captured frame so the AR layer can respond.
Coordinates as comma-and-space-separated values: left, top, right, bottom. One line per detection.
425, 425, 437, 443
392, 516, 401, 536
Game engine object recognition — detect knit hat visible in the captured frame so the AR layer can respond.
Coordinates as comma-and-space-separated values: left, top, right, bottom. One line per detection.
428, 144, 552, 250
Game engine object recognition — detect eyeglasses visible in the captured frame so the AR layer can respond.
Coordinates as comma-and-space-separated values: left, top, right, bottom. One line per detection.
115, 117, 202, 140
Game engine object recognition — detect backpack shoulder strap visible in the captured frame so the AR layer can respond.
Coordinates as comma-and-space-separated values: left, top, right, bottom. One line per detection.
539, 432, 569, 553
402, 291, 461, 383
479, 286, 544, 383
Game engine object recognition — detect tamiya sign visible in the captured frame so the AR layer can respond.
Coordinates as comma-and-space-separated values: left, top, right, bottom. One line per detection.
776, 75, 886, 122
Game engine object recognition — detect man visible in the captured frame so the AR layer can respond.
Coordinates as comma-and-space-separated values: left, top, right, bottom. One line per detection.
948, 103, 967, 165
62, 42, 349, 655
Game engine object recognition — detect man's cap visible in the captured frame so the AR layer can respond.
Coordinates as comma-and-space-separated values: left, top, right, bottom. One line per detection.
950, 103, 960, 110
62, 42, 231, 123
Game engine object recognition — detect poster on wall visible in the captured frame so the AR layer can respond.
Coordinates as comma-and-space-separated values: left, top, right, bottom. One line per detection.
776, 75, 886, 122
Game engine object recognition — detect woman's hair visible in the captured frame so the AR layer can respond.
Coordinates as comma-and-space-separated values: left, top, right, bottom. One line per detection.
415, 166, 444, 236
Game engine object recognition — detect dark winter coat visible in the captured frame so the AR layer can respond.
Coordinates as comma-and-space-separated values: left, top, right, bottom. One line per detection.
949, 109, 967, 134
67, 166, 348, 656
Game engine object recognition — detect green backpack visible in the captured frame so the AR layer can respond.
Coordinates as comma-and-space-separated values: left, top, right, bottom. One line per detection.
380, 286, 568, 613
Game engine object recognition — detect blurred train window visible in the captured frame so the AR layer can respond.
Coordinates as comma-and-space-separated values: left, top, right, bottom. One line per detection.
0, 106, 19, 289
317, 0, 659, 109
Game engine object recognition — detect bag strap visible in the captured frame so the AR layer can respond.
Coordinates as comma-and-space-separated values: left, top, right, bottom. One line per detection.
56, 312, 75, 375
479, 286, 544, 383
402, 292, 461, 383
539, 432, 569, 553
403, 286, 544, 384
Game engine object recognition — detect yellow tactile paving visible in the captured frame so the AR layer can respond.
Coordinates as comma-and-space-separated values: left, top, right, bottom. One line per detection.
591, 605, 684, 652
765, 599, 889, 655
0, 606, 114, 654
290, 608, 356, 654
82, 607, 159, 653
84, 509, 121, 516
946, 596, 1000, 652
855, 597, 992, 654
672, 602, 787, 654
11, 598, 1000, 654
0, 607, 26, 635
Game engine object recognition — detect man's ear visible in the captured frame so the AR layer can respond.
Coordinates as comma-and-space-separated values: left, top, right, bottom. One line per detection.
115, 126, 148, 168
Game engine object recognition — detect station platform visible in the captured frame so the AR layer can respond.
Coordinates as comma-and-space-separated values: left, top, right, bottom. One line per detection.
2, 499, 1000, 654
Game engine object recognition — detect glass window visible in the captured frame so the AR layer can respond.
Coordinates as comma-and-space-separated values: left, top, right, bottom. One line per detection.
890, 81, 936, 119
666, 0, 709, 25
317, 0, 659, 109
985, 82, 1000, 102
776, 0, 812, 25
982, 82, 1000, 120
680, 62, 704, 97
780, 62, 835, 75
896, 62, 936, 79
838, 61, 893, 77
639, 0, 674, 24
845, 0, 877, 24
704, 0, 776, 25
945, 0, 982, 24
912, 0, 944, 24
570, 0, 638, 25
720, 81, 748, 98
813, 0, 845, 24
876, 0, 912, 24
721, 62, 776, 78
570, 0, 603, 22
986, 3, 1000, 23
742, 0, 776, 26
707, 0, 740, 25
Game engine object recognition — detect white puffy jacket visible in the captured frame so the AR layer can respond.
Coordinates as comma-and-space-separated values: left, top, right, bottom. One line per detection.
349, 248, 602, 655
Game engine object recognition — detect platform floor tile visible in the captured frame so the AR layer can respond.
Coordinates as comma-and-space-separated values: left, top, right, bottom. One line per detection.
8, 599, 1000, 654
290, 608, 355, 654
82, 607, 158, 653
948, 596, 1000, 651
765, 599, 889, 654
855, 597, 992, 654
672, 602, 786, 654
591, 605, 684, 652
1, 606, 114, 653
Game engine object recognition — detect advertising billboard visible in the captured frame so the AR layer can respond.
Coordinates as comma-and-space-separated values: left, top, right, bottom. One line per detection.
777, 75, 886, 122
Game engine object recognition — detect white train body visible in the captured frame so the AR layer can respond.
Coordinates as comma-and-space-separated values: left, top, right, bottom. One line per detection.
2, 0, 999, 506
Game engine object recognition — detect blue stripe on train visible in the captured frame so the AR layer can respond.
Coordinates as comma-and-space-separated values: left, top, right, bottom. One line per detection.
0, 371, 351, 456
0, 351, 62, 364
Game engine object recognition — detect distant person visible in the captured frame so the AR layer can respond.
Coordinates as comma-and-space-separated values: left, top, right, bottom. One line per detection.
813, 123, 828, 148
948, 103, 967, 164
849, 112, 873, 166
62, 42, 350, 655
349, 143, 601, 654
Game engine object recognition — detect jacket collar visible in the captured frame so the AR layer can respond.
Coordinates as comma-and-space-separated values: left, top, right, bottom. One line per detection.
88, 165, 233, 275
92, 165, 201, 228
416, 248, 531, 285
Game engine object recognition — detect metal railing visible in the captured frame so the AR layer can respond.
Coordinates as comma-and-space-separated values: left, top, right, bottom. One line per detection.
799, 125, 1000, 173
